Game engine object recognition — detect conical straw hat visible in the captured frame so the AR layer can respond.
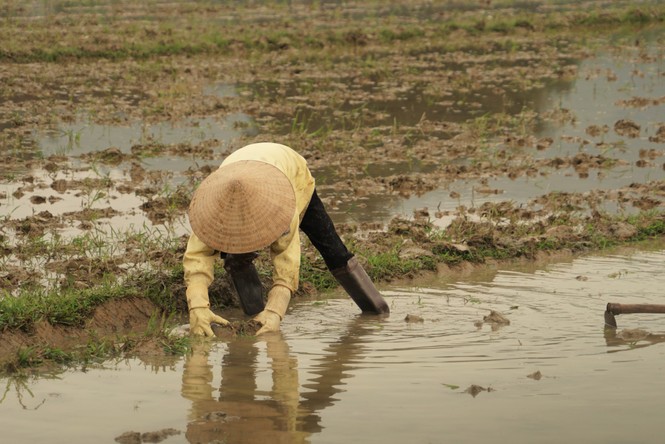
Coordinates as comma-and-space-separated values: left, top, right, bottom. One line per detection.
188, 160, 296, 253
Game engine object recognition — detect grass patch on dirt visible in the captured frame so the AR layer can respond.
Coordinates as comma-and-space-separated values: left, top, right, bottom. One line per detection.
1, 281, 131, 331
0, 300, 192, 375
3, 330, 191, 375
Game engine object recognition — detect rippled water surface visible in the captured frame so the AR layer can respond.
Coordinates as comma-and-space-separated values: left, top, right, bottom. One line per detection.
2, 244, 664, 444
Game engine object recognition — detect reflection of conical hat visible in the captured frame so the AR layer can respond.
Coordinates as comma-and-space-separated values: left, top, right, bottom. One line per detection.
188, 160, 295, 253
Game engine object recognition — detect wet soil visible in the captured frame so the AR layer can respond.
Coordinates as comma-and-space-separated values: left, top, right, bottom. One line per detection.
1, 0, 665, 367
213, 320, 263, 338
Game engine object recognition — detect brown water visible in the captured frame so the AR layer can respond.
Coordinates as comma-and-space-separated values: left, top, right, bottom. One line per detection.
2, 243, 664, 444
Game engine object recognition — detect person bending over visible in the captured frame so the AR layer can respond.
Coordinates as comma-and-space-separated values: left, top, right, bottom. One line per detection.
184, 142, 389, 336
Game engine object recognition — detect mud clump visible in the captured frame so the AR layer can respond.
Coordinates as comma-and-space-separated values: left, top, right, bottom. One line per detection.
474, 310, 511, 331
527, 370, 543, 380
585, 124, 609, 137
405, 314, 424, 323
648, 124, 665, 143
115, 428, 181, 444
614, 119, 641, 138
213, 320, 262, 338
607, 222, 638, 240
483, 310, 511, 325
82, 146, 128, 165
464, 384, 494, 397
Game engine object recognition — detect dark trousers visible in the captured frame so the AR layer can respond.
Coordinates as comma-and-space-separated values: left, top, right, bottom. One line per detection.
299, 189, 353, 270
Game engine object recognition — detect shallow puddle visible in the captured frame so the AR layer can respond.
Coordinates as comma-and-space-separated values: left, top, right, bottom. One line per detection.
37, 114, 258, 171
3, 243, 664, 444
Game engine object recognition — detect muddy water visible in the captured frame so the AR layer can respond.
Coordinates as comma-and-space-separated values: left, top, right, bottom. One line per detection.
2, 244, 664, 444
37, 114, 258, 172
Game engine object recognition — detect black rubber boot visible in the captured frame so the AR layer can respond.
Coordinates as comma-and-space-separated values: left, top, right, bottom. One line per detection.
332, 257, 390, 314
223, 252, 265, 316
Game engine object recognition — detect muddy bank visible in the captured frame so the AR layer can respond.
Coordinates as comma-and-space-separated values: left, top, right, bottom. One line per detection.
0, 297, 158, 372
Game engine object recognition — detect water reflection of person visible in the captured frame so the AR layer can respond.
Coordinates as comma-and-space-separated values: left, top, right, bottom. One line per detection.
181, 316, 378, 443
182, 334, 309, 443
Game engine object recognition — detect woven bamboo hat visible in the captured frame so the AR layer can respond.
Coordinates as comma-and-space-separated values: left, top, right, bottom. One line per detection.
188, 160, 296, 253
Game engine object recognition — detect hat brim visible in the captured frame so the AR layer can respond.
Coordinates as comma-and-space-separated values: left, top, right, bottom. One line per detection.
188, 161, 296, 253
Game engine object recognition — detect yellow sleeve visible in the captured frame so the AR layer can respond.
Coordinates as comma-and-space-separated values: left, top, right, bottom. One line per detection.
270, 215, 301, 293
183, 233, 217, 309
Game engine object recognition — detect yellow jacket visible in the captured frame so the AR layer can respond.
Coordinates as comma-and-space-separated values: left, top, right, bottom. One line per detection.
183, 143, 315, 307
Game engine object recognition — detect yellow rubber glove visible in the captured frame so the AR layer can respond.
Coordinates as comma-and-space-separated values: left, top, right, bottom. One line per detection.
254, 285, 291, 335
187, 284, 229, 337
190, 307, 229, 337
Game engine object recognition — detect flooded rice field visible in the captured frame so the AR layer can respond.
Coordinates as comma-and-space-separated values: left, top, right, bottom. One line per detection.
1, 1, 665, 442
1, 14, 664, 235
2, 242, 665, 444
